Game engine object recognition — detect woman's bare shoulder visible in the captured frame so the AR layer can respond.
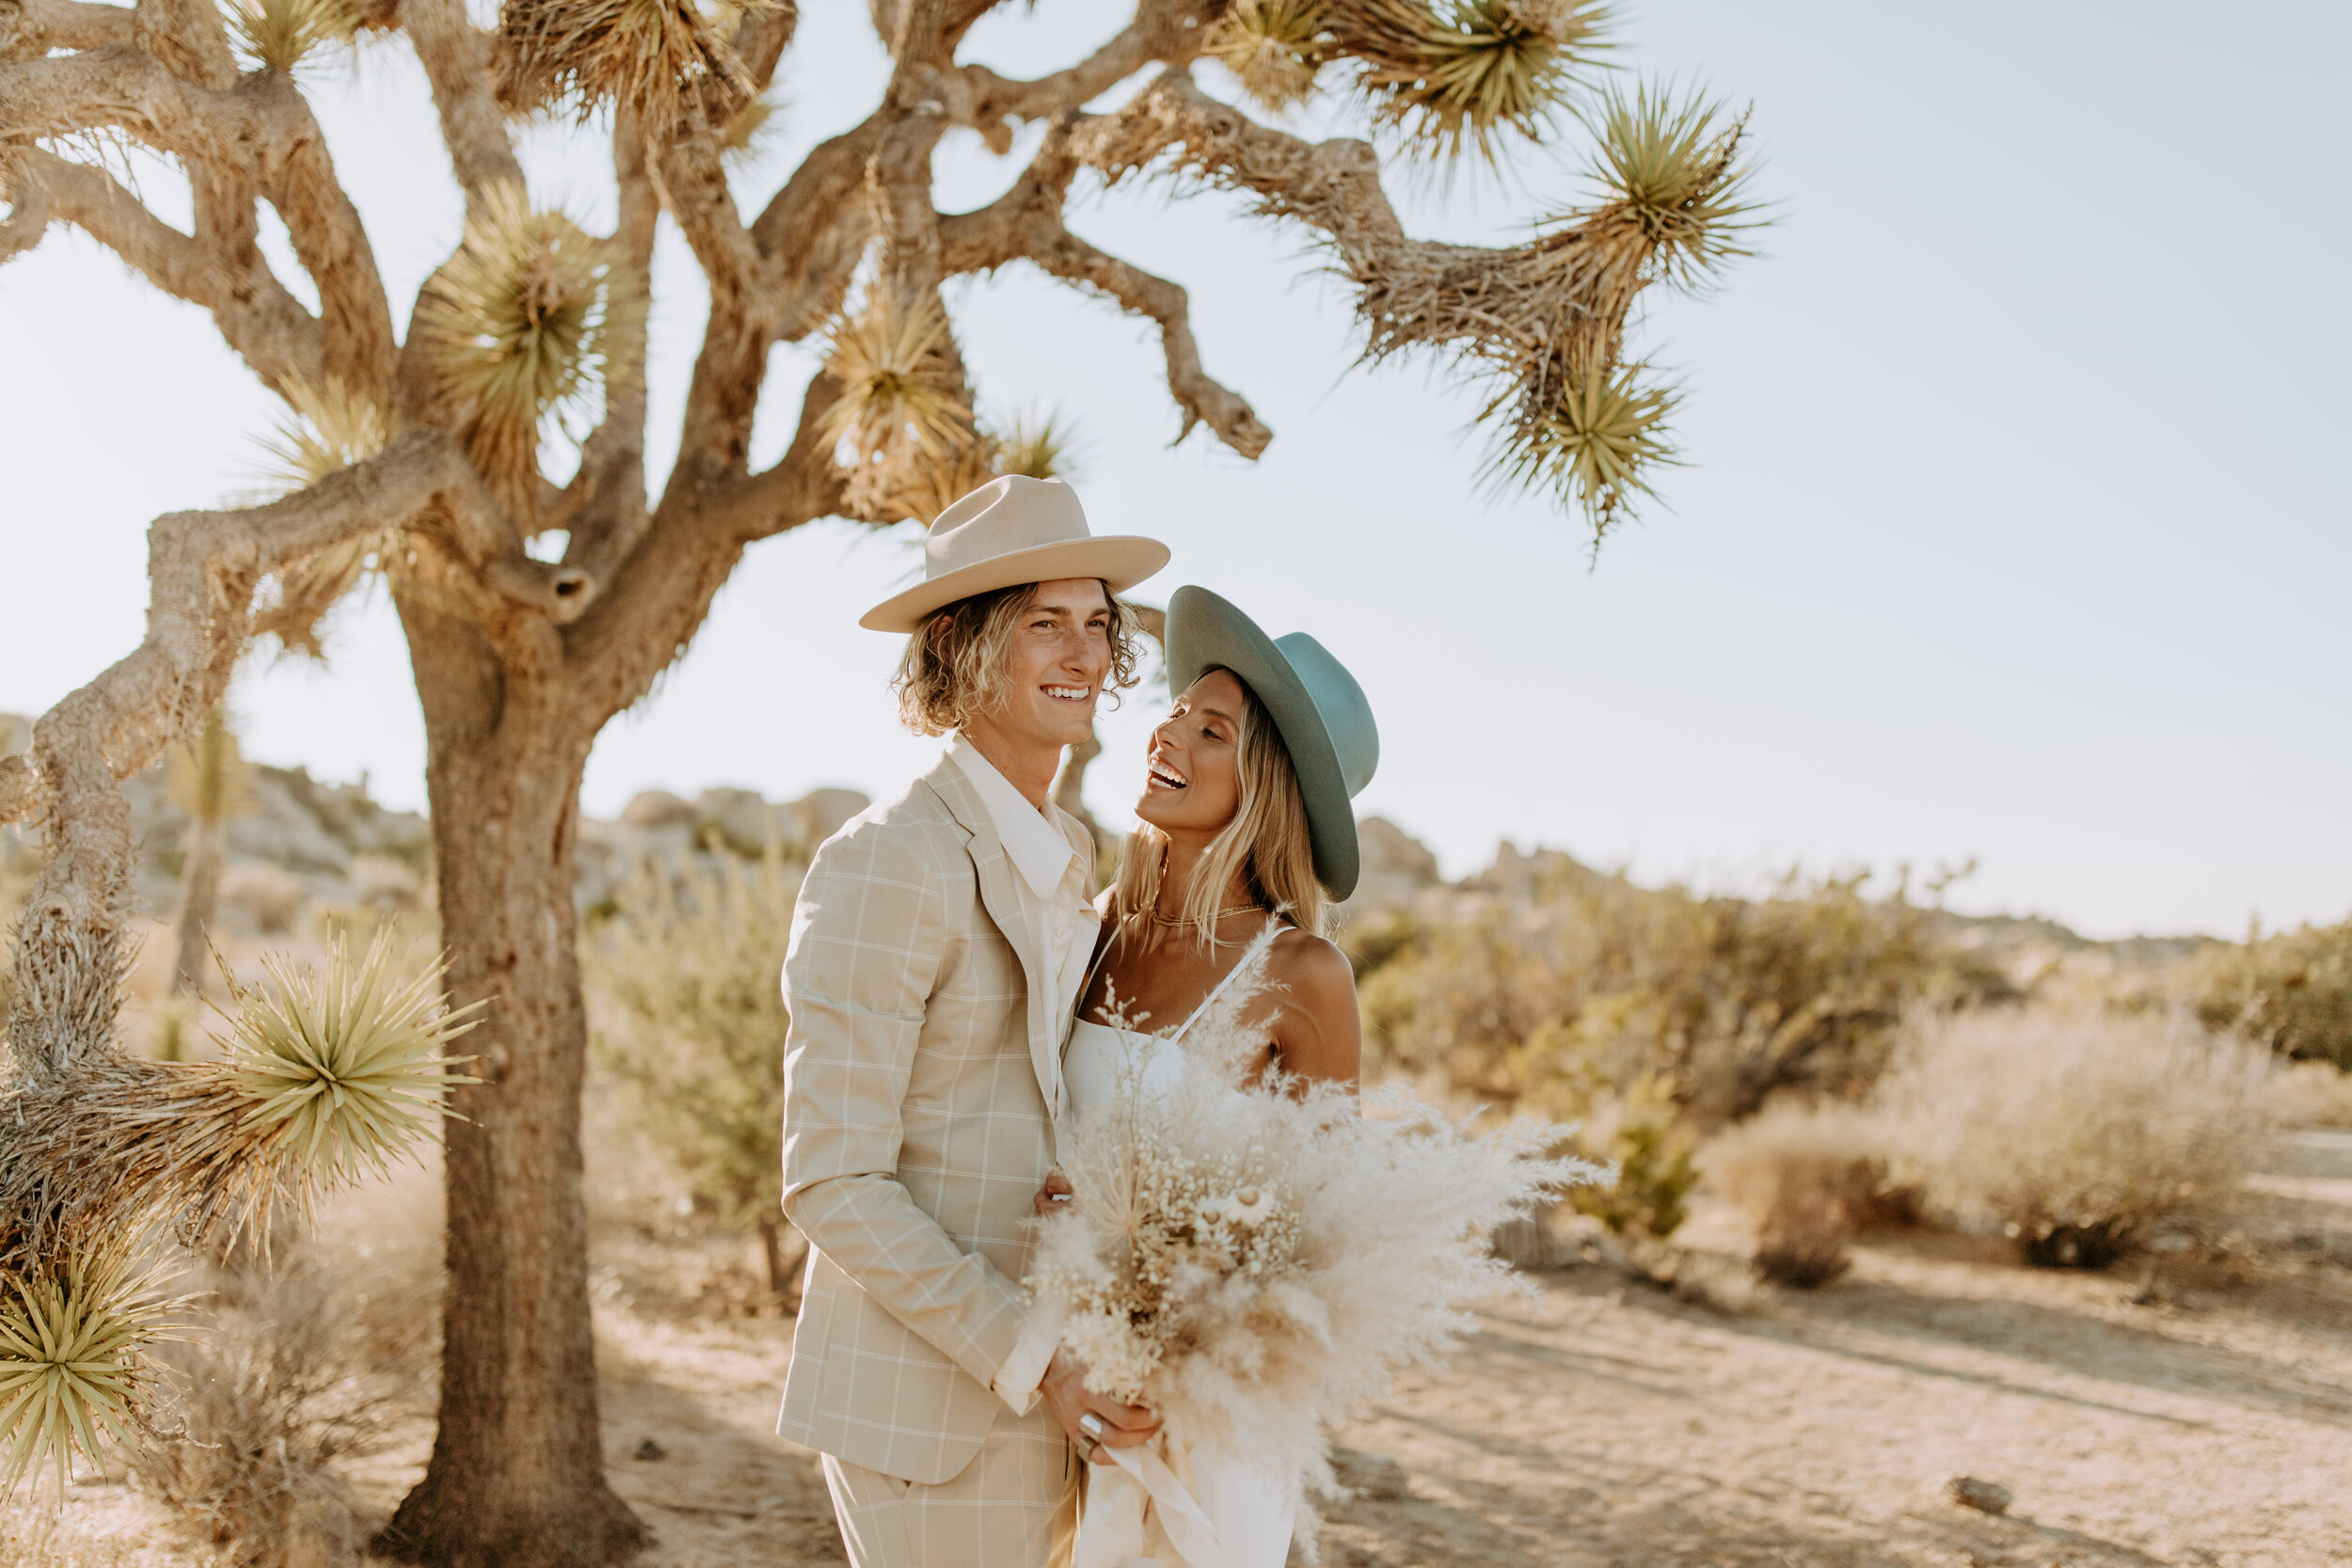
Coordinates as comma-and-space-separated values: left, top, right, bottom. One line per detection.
1264, 927, 1356, 1000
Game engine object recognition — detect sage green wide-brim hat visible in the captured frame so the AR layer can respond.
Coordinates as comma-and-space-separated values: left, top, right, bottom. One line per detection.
1163, 585, 1380, 901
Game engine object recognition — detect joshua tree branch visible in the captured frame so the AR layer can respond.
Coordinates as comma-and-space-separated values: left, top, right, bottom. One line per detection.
746, 119, 881, 340
571, 371, 844, 723
398, 0, 524, 214
16, 149, 326, 391
935, 113, 1266, 455
0, 179, 46, 262
955, 0, 1215, 129
130, 0, 238, 90
0, 48, 395, 392
557, 113, 658, 575
8, 0, 137, 52
0, 430, 580, 841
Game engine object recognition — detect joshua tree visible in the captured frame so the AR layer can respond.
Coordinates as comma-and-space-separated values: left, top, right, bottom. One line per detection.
167, 705, 249, 997
0, 1, 1762, 1561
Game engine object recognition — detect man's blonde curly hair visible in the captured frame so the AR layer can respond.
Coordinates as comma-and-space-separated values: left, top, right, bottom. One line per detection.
892, 579, 1145, 736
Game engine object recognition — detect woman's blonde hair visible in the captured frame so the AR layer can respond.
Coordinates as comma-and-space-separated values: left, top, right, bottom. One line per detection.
893, 579, 1143, 736
1112, 668, 1327, 943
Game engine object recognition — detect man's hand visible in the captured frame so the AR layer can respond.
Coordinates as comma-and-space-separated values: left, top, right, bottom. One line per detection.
1032, 1168, 1074, 1218
1040, 1348, 1157, 1465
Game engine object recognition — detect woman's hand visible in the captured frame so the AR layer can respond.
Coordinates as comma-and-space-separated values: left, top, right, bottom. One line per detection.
1041, 1348, 1158, 1465
1032, 1167, 1074, 1218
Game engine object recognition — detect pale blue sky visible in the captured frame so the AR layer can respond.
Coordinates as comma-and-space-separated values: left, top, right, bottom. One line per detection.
4, 2, 2345, 939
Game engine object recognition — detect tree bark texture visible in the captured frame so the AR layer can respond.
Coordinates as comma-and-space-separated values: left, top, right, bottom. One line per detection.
375, 602, 645, 1568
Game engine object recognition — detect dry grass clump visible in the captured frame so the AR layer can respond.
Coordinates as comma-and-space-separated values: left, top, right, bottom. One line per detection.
2194, 915, 2352, 1069
1704, 1101, 1917, 1288
1879, 1009, 2275, 1269
221, 865, 308, 938
583, 847, 804, 1296
131, 1178, 439, 1568
2269, 1058, 2352, 1129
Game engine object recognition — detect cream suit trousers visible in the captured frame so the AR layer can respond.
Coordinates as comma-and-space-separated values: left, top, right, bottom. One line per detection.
819, 1402, 1080, 1568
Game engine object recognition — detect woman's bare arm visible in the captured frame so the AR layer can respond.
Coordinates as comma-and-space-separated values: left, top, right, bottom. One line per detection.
1265, 931, 1362, 1089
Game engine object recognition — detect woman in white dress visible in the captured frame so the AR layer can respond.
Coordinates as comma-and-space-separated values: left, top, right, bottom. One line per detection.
1037, 585, 1380, 1568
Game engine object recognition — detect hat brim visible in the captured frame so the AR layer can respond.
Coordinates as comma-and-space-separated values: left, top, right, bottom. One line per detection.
860, 536, 1172, 632
1163, 586, 1361, 901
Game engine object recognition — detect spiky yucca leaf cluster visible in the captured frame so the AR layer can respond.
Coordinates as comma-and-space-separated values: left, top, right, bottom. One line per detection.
250, 379, 400, 657
1338, 0, 1612, 164
1487, 362, 1677, 542
998, 411, 1078, 483
720, 92, 782, 166
496, 0, 770, 131
218, 0, 361, 74
218, 928, 482, 1189
415, 184, 639, 521
0, 1239, 171, 1497
1424, 82, 1756, 538
1208, 0, 1332, 112
819, 287, 982, 524
1577, 81, 1762, 289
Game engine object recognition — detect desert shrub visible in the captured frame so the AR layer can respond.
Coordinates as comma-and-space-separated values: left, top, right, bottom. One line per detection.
134, 1185, 438, 1568
1564, 1072, 1699, 1239
1359, 865, 2009, 1126
2194, 917, 2352, 1068
1704, 1100, 1917, 1232
1752, 1186, 1853, 1288
222, 863, 308, 936
583, 847, 805, 1294
347, 852, 423, 911
1877, 1008, 2275, 1268
2268, 1058, 2352, 1129
1704, 1100, 1917, 1288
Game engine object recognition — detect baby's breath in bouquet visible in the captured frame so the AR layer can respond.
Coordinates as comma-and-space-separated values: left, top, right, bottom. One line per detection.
1028, 931, 1605, 1525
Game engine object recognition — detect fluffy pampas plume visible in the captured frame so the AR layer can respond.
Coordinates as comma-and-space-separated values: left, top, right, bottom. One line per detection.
1027, 929, 1607, 1536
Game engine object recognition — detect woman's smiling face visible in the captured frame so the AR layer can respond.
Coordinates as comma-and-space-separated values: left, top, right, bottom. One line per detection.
1135, 669, 1249, 839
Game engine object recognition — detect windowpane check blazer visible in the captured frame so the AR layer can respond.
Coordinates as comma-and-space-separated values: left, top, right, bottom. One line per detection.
776, 752, 1091, 1483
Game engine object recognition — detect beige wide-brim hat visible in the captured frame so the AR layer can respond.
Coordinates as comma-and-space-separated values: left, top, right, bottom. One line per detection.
859, 476, 1171, 632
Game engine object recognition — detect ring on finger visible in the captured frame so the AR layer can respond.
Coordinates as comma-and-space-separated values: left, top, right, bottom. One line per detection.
1077, 1413, 1105, 1440
1074, 1433, 1100, 1463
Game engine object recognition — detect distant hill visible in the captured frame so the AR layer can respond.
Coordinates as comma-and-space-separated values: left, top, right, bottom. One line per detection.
0, 713, 2218, 967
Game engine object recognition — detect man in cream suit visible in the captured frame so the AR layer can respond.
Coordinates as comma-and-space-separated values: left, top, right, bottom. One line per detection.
778, 477, 1168, 1566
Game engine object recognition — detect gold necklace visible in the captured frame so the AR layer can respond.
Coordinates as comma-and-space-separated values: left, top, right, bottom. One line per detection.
1141, 903, 1267, 928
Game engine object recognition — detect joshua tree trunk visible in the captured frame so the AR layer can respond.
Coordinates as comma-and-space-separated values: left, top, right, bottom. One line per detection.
376, 609, 644, 1567
169, 816, 226, 996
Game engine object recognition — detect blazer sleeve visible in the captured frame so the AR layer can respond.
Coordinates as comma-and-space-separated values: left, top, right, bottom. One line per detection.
778, 818, 1029, 1390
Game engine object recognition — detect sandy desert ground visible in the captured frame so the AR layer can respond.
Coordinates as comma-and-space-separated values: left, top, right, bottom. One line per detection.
14, 1131, 2351, 1568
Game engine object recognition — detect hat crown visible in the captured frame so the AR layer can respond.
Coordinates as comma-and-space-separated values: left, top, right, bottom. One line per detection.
926, 476, 1090, 583
1271, 632, 1379, 799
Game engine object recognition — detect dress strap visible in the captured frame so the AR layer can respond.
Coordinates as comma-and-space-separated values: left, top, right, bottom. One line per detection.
1170, 919, 1292, 1042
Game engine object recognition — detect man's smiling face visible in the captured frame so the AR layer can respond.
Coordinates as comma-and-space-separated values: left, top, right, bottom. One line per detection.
979, 577, 1115, 752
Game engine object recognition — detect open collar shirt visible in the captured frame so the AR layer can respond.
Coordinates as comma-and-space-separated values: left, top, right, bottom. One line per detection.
945, 736, 1099, 1119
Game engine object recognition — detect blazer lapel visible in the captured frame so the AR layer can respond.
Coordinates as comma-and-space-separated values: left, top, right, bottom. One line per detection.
920, 759, 1060, 1117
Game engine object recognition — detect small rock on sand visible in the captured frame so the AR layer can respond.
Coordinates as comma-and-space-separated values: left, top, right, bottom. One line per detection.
1943, 1475, 2012, 1514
